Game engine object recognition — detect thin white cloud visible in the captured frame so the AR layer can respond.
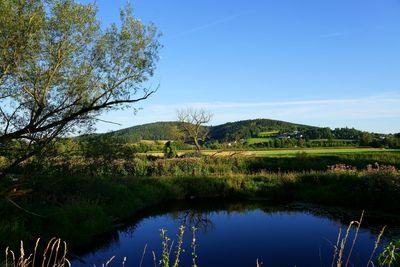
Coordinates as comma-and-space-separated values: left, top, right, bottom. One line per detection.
149, 93, 400, 111
97, 93, 400, 133
167, 11, 250, 40
320, 32, 348, 38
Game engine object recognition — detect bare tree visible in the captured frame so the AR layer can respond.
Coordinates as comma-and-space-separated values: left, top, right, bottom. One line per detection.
0, 0, 161, 175
177, 108, 212, 152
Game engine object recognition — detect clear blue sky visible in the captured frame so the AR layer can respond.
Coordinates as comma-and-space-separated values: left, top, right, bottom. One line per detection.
83, 0, 400, 133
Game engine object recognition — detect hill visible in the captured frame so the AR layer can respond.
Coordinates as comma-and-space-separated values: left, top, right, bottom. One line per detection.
209, 119, 315, 141
102, 119, 318, 142
80, 119, 400, 148
103, 121, 183, 142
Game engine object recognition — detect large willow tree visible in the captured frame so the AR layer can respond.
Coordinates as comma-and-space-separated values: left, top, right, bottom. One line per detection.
0, 0, 160, 174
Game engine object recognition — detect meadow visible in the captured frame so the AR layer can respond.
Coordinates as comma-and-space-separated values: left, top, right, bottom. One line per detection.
205, 147, 398, 156
142, 147, 400, 159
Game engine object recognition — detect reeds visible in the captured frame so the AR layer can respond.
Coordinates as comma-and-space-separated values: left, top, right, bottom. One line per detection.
5, 238, 70, 267
330, 212, 387, 267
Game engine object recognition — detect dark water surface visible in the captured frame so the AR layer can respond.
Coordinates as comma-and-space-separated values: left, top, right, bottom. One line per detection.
72, 201, 400, 267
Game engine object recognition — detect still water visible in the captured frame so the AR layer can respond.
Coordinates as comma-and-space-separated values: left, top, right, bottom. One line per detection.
72, 201, 399, 267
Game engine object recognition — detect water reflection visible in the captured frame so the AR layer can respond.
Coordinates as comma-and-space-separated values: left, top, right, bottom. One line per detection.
72, 200, 400, 267
170, 210, 214, 233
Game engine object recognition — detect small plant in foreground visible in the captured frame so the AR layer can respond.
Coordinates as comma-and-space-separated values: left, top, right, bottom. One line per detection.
157, 225, 198, 267
378, 240, 400, 266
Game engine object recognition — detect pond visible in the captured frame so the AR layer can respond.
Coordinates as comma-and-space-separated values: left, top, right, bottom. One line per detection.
72, 200, 400, 267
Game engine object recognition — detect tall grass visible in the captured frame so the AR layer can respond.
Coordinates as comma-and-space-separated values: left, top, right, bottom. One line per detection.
13, 151, 400, 178
330, 212, 387, 267
4, 238, 70, 267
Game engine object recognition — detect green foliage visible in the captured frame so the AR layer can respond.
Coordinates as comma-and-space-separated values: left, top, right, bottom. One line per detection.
11, 148, 400, 178
159, 225, 187, 267
258, 131, 279, 137
72, 119, 400, 155
209, 119, 312, 141
103, 122, 185, 143
50, 201, 112, 245
0, 0, 160, 174
0, 156, 9, 170
163, 141, 177, 158
85, 120, 400, 152
247, 138, 274, 145
378, 240, 400, 266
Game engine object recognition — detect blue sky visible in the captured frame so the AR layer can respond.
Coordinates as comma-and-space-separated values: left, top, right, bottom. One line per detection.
84, 0, 400, 133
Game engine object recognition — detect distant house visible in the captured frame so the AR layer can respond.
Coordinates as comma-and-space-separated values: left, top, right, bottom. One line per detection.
278, 133, 290, 139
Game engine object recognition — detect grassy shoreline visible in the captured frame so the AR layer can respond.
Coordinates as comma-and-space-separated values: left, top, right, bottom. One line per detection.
1, 169, 399, 254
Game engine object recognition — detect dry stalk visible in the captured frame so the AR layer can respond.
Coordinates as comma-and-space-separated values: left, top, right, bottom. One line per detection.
366, 226, 387, 267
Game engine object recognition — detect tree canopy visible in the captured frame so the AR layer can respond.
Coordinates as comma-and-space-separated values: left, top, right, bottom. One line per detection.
0, 0, 160, 174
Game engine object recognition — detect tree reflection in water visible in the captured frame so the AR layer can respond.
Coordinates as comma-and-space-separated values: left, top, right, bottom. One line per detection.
170, 210, 215, 233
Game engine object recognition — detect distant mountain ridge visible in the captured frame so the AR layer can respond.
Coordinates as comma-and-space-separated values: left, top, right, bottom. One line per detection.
101, 118, 319, 142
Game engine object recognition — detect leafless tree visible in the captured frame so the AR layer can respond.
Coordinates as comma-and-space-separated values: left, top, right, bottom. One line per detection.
177, 108, 212, 152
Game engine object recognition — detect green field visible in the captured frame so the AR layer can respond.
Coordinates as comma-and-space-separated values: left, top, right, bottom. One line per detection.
140, 139, 168, 144
246, 137, 274, 144
308, 139, 355, 142
258, 130, 279, 137
247, 147, 400, 157
200, 147, 399, 157
144, 147, 400, 158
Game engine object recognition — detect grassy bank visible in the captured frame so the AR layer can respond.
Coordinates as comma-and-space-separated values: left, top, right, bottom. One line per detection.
13, 151, 400, 178
1, 169, 399, 253
142, 148, 400, 157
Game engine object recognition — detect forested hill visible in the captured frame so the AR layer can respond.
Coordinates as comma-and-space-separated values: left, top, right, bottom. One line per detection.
102, 119, 318, 142
102, 121, 183, 142
209, 119, 315, 140
94, 118, 399, 148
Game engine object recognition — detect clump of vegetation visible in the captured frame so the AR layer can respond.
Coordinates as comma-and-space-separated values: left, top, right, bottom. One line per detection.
163, 141, 178, 159
6, 149, 400, 178
158, 225, 188, 267
5, 238, 70, 267
328, 164, 357, 172
378, 240, 400, 266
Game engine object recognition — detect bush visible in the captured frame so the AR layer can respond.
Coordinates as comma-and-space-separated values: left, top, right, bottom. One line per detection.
0, 156, 9, 171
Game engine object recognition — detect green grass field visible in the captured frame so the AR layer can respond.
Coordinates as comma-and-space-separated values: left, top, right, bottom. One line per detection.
246, 147, 400, 157
308, 139, 355, 142
143, 147, 400, 158
246, 137, 274, 144
258, 130, 279, 137
140, 139, 169, 144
